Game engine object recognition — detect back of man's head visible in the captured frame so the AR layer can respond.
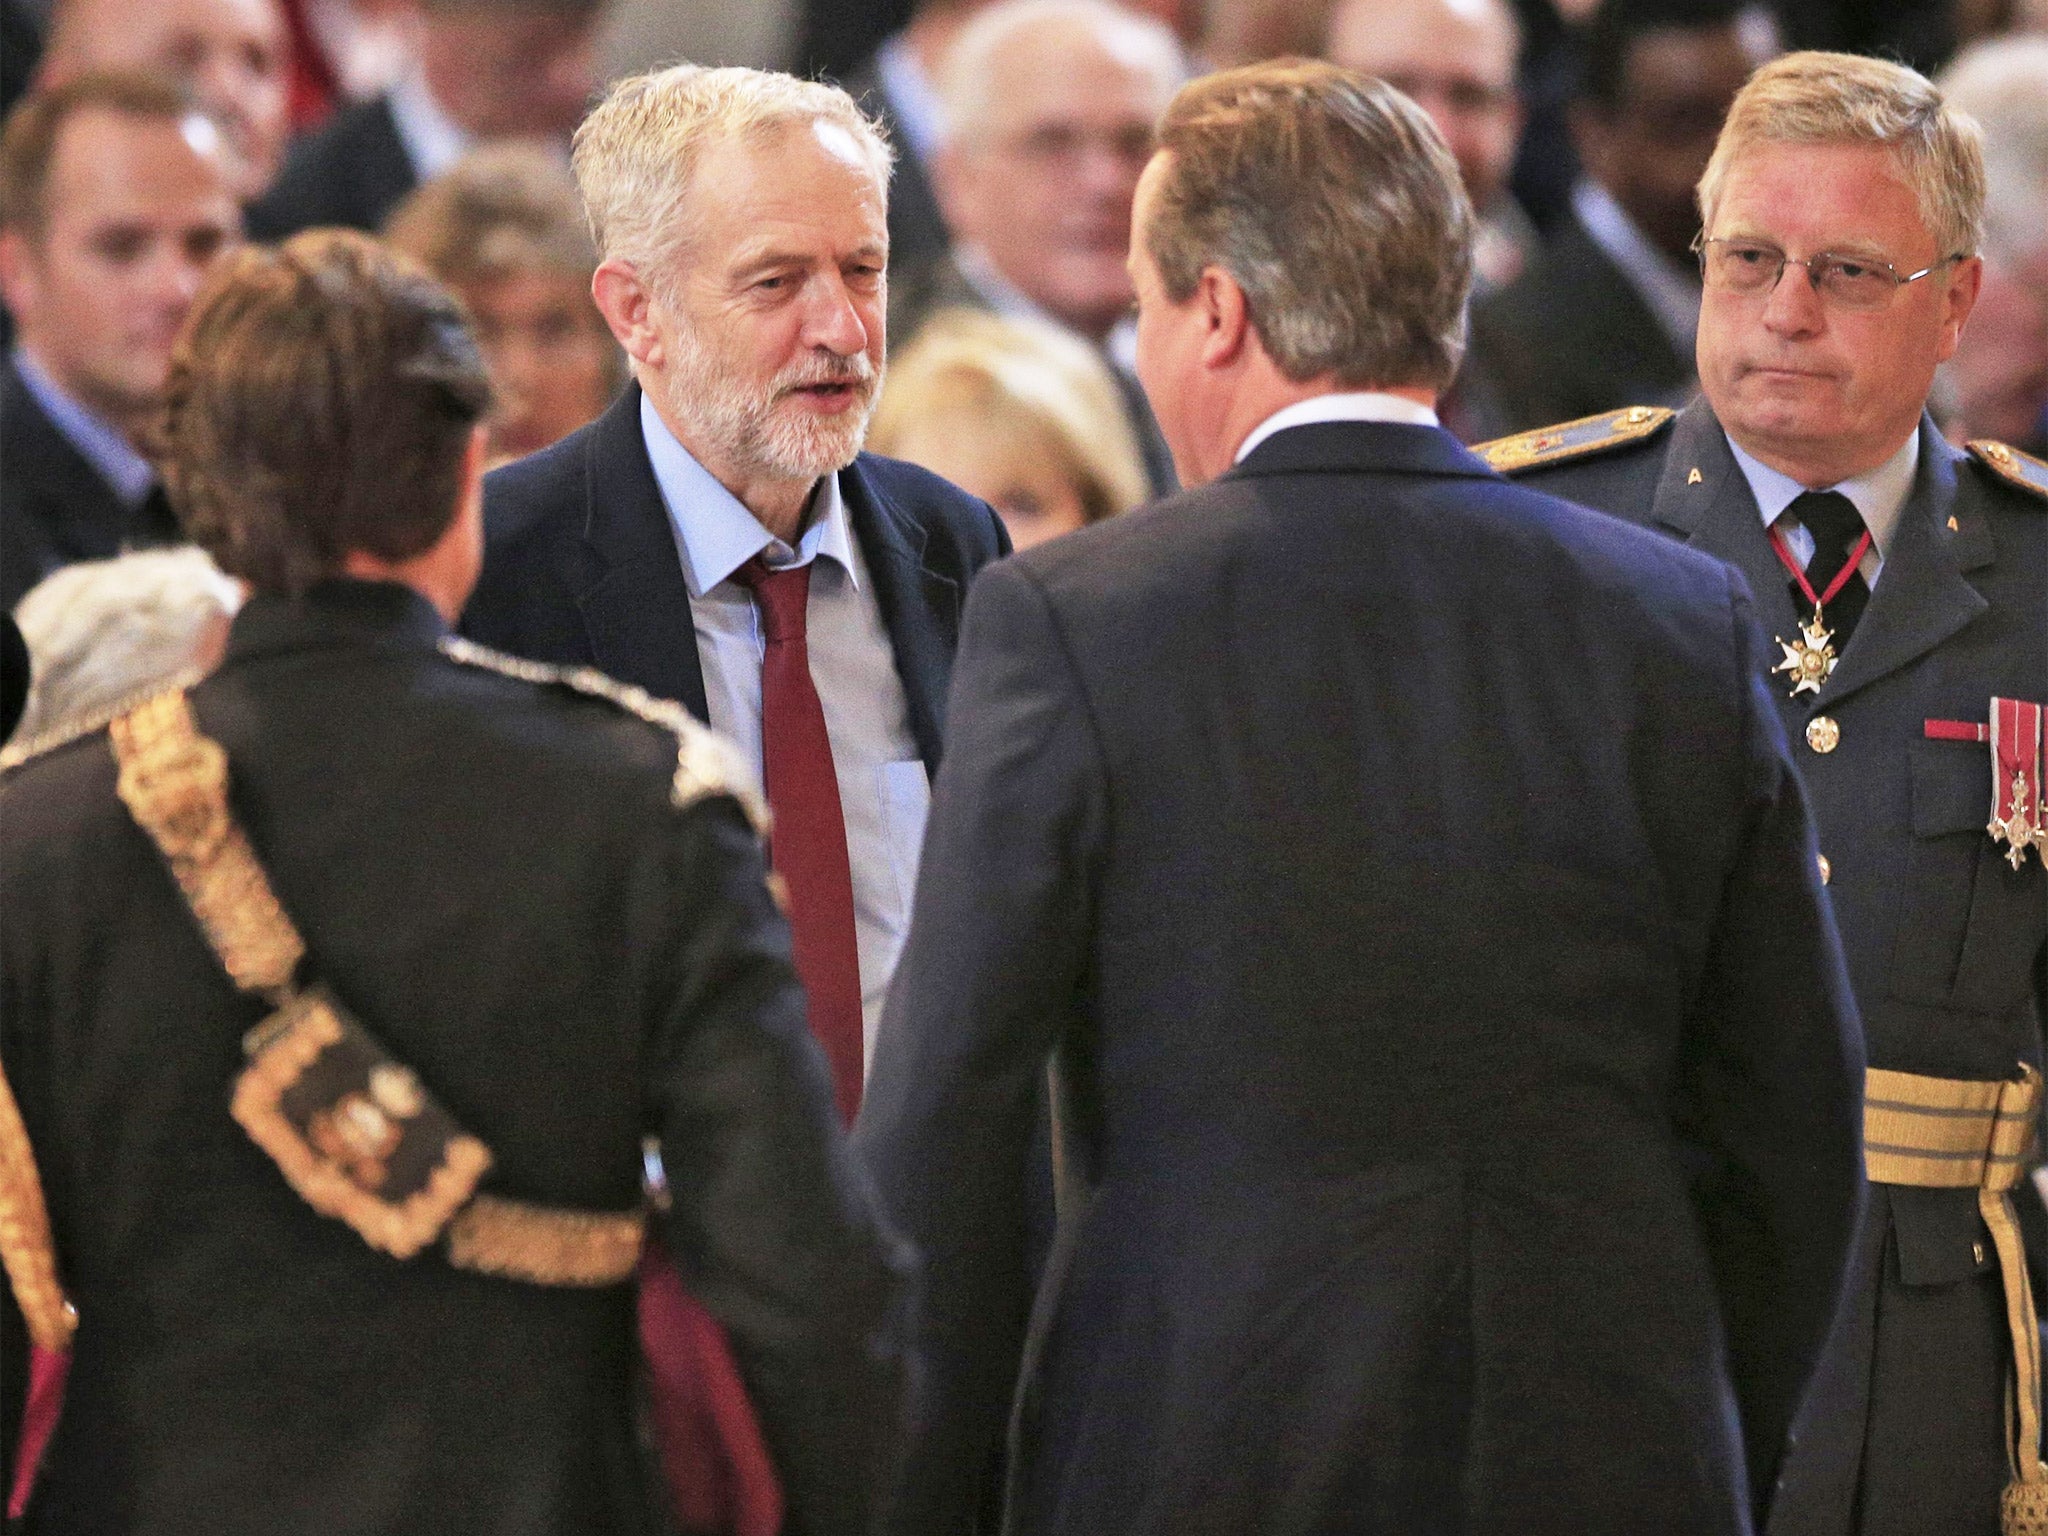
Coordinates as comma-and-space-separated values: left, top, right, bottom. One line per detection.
1145, 58, 1474, 391
161, 229, 493, 596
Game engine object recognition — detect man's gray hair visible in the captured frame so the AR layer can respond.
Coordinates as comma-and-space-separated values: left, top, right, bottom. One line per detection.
938, 0, 1185, 148
11, 547, 242, 743
1145, 60, 1474, 390
572, 64, 893, 286
1698, 51, 1986, 260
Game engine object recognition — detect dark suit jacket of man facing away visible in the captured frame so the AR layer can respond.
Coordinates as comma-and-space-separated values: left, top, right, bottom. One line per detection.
463, 384, 1009, 773
857, 420, 1867, 1536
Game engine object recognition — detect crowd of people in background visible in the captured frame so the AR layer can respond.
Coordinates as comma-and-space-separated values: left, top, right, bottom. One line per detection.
1, 0, 2043, 688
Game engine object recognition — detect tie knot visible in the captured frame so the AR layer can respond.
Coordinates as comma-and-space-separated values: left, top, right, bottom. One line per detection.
1789, 490, 1865, 563
735, 557, 812, 641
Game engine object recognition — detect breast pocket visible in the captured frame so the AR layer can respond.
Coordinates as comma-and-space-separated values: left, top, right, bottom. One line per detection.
1887, 740, 2047, 1014
878, 759, 932, 911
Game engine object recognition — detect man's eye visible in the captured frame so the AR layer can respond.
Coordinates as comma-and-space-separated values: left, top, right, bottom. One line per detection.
93, 230, 148, 263
1830, 259, 1875, 281
1728, 245, 1775, 267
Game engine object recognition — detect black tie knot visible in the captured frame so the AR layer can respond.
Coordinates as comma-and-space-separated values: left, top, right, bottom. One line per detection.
1790, 490, 1865, 569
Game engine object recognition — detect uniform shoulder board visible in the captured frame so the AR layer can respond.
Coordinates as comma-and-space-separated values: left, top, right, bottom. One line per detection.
1966, 440, 2048, 504
438, 636, 767, 831
1475, 405, 1676, 474
0, 665, 207, 776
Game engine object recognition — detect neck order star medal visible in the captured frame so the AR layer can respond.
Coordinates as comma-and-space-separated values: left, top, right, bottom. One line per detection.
1773, 610, 1838, 697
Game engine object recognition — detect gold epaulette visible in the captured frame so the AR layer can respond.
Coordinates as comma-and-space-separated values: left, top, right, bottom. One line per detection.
437, 636, 765, 832
1967, 440, 2048, 504
0, 665, 207, 776
1476, 405, 1676, 474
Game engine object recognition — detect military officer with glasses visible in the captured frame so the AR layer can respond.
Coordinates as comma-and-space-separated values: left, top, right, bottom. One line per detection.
1481, 49, 2048, 1536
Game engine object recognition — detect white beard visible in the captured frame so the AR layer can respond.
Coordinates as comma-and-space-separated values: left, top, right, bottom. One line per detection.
660, 328, 882, 486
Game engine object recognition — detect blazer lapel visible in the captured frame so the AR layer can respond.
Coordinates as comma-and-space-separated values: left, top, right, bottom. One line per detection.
843, 455, 955, 771
572, 387, 711, 722
1813, 420, 1986, 709
1648, 401, 1806, 645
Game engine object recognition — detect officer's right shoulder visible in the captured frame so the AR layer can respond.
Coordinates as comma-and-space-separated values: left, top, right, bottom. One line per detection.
437, 637, 765, 832
1475, 405, 1676, 476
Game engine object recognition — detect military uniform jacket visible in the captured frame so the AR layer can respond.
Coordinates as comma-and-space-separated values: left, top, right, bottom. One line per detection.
1494, 400, 2048, 1534
0, 580, 909, 1536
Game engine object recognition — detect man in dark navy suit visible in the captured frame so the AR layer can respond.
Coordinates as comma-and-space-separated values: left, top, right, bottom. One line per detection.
856, 60, 1865, 1536
465, 63, 1008, 1120
1482, 51, 2048, 1536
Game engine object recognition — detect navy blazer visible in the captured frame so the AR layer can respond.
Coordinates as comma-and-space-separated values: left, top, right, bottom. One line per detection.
858, 420, 1866, 1536
462, 385, 1009, 764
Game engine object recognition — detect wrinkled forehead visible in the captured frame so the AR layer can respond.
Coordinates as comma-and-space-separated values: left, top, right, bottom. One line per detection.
674, 118, 888, 258
1708, 138, 1940, 253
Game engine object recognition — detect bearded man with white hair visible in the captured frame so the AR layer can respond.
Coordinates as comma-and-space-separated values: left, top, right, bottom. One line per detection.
467, 64, 1010, 1126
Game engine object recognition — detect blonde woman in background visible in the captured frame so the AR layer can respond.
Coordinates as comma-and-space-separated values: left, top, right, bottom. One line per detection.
384, 142, 622, 464
870, 308, 1149, 549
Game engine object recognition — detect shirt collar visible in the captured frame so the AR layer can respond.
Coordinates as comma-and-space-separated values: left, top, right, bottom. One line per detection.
1571, 179, 1701, 357
1728, 427, 1919, 561
639, 389, 858, 598
1234, 391, 1442, 464
11, 346, 156, 506
874, 34, 944, 161
386, 66, 472, 182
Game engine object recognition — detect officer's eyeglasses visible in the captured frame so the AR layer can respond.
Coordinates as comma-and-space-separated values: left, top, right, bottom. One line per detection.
1693, 235, 1965, 310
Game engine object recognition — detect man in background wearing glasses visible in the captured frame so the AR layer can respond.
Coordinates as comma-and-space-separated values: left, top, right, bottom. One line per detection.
1484, 50, 2047, 1536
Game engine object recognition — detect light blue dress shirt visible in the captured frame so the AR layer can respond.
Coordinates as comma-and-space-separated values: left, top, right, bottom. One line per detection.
640, 392, 927, 1070
1728, 428, 1919, 591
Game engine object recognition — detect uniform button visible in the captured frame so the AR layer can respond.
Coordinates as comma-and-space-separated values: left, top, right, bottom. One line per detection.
1806, 716, 1841, 753
1975, 1241, 1988, 1266
1817, 853, 1831, 885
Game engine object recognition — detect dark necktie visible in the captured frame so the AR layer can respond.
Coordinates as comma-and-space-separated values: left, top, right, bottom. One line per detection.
1784, 490, 1870, 652
732, 557, 864, 1124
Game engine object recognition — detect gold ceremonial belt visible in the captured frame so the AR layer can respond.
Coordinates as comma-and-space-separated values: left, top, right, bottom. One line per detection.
106, 689, 645, 1291
1864, 1066, 2048, 1533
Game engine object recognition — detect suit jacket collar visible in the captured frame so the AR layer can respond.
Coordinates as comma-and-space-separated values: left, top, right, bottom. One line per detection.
1227, 419, 1497, 482
571, 384, 953, 767
1650, 400, 1987, 709
227, 580, 447, 663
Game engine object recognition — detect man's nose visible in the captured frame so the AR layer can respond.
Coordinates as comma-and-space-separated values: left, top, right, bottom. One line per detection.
803, 277, 872, 357
1762, 258, 1827, 335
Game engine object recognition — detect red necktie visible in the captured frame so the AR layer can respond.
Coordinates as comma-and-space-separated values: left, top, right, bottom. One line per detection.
733, 558, 865, 1124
